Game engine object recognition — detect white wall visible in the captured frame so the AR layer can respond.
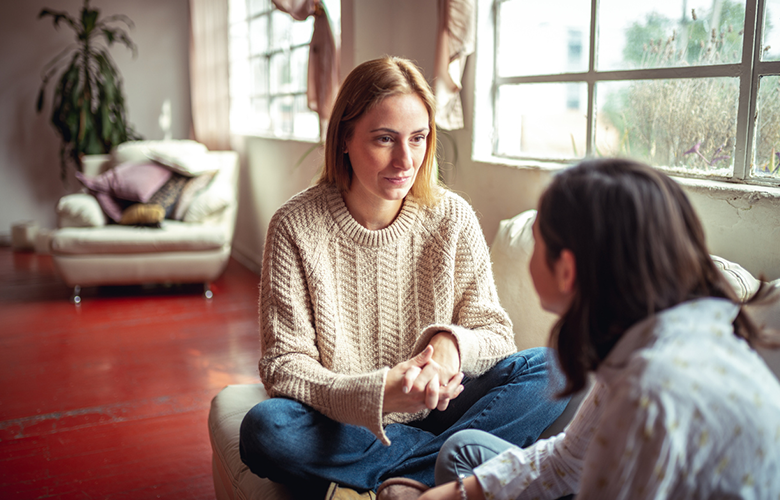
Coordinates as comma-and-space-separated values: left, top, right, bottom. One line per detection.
0, 0, 191, 237
229, 0, 780, 282
232, 0, 780, 282
3, 0, 777, 282
231, 0, 439, 270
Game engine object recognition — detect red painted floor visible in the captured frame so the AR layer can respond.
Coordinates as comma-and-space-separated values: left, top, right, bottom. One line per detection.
0, 247, 262, 499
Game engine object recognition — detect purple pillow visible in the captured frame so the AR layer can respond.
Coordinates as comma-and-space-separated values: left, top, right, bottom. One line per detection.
76, 162, 173, 222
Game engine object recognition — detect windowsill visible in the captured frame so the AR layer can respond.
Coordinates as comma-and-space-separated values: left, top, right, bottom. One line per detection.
672, 175, 780, 202
475, 153, 780, 201
232, 131, 321, 144
472, 154, 573, 173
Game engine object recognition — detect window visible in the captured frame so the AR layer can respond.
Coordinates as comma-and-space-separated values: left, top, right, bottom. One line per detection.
474, 0, 780, 185
228, 0, 340, 141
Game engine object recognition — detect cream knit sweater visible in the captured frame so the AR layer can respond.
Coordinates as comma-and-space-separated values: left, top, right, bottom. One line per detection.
258, 183, 515, 445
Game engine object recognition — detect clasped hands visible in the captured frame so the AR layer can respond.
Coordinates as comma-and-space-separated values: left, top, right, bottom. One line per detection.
383, 332, 465, 414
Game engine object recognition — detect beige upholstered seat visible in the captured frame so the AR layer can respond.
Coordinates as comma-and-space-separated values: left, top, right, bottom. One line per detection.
208, 209, 780, 499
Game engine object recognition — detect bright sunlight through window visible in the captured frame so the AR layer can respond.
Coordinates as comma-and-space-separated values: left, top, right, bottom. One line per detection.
228, 0, 340, 141
474, 0, 780, 185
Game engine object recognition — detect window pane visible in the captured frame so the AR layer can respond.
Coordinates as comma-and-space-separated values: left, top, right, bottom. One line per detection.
269, 52, 291, 94
249, 15, 269, 55
595, 78, 739, 176
230, 60, 251, 103
762, 0, 780, 61
248, 0, 270, 17
230, 60, 252, 132
250, 56, 269, 96
496, 0, 590, 77
495, 83, 587, 158
752, 75, 780, 179
270, 11, 293, 51
290, 46, 309, 93
229, 21, 249, 62
290, 16, 315, 46
252, 97, 271, 132
598, 0, 745, 71
293, 94, 320, 140
229, 0, 247, 24
271, 95, 295, 136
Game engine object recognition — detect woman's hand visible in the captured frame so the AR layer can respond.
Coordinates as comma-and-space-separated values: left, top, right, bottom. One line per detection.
407, 332, 462, 411
418, 477, 485, 500
384, 344, 464, 414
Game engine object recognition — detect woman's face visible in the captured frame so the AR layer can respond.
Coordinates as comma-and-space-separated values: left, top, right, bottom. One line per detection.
529, 218, 574, 315
343, 93, 429, 218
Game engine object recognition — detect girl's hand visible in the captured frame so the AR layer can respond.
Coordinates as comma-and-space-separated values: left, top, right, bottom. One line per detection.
419, 477, 485, 500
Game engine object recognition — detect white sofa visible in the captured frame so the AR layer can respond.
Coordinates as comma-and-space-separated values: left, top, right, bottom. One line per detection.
207, 209, 780, 500
49, 140, 239, 303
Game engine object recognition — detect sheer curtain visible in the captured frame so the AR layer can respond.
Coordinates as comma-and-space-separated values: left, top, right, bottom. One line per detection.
273, 0, 340, 140
189, 0, 231, 151
435, 0, 475, 131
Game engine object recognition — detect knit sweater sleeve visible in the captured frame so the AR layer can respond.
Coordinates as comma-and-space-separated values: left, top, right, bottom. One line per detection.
258, 208, 389, 442
412, 194, 516, 377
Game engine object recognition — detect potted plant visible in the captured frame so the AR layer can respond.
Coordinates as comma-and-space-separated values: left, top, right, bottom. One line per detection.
36, 0, 142, 182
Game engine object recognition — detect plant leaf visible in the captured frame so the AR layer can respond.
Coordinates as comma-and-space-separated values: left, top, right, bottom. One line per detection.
38, 9, 78, 32
36, 88, 45, 112
81, 6, 99, 35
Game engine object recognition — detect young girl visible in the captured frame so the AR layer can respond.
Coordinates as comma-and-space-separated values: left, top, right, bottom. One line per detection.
237, 56, 568, 500
418, 158, 780, 499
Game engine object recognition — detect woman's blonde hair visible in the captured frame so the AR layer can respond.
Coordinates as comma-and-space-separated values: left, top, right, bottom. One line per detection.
316, 56, 443, 207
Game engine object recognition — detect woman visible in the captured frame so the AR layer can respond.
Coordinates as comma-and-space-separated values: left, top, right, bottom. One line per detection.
238, 56, 569, 499
419, 158, 780, 499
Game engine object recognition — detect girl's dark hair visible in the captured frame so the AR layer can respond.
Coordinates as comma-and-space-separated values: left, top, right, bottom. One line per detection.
538, 158, 768, 396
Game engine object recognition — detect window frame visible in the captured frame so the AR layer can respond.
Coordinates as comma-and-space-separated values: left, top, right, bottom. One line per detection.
473, 0, 780, 187
228, 0, 320, 142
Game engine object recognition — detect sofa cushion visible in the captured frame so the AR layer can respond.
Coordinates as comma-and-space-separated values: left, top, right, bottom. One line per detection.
174, 171, 217, 221
57, 193, 107, 228
114, 140, 215, 176
76, 162, 173, 222
184, 173, 232, 222
51, 222, 230, 255
711, 255, 761, 302
490, 209, 774, 352
490, 210, 558, 352
119, 203, 165, 226
209, 384, 292, 500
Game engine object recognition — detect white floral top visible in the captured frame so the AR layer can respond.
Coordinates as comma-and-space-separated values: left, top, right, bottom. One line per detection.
475, 298, 780, 500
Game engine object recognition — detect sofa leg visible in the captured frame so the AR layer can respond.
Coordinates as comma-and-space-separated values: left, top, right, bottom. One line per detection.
204, 283, 213, 300
71, 285, 82, 305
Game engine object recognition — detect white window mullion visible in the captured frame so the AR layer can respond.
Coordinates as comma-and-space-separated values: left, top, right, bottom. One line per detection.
734, 0, 761, 180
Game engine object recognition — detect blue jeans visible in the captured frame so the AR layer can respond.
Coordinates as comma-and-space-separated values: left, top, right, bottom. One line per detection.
434, 429, 515, 484
435, 429, 574, 500
239, 348, 569, 498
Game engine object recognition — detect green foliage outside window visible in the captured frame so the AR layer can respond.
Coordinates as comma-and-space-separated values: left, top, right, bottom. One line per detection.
600, 0, 780, 180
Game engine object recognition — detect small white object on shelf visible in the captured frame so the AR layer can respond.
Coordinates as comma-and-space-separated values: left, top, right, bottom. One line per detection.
11, 220, 38, 251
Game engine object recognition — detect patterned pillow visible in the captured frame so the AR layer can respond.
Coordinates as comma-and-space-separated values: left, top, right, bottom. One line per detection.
173, 171, 216, 220
148, 173, 190, 219
147, 172, 216, 220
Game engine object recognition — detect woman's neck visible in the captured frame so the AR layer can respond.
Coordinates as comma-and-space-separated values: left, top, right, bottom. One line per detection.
343, 193, 403, 230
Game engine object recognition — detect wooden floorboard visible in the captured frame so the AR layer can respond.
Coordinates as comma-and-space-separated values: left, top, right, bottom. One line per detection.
0, 247, 262, 499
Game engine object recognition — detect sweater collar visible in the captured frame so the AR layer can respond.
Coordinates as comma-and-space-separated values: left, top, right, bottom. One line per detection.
325, 183, 419, 247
